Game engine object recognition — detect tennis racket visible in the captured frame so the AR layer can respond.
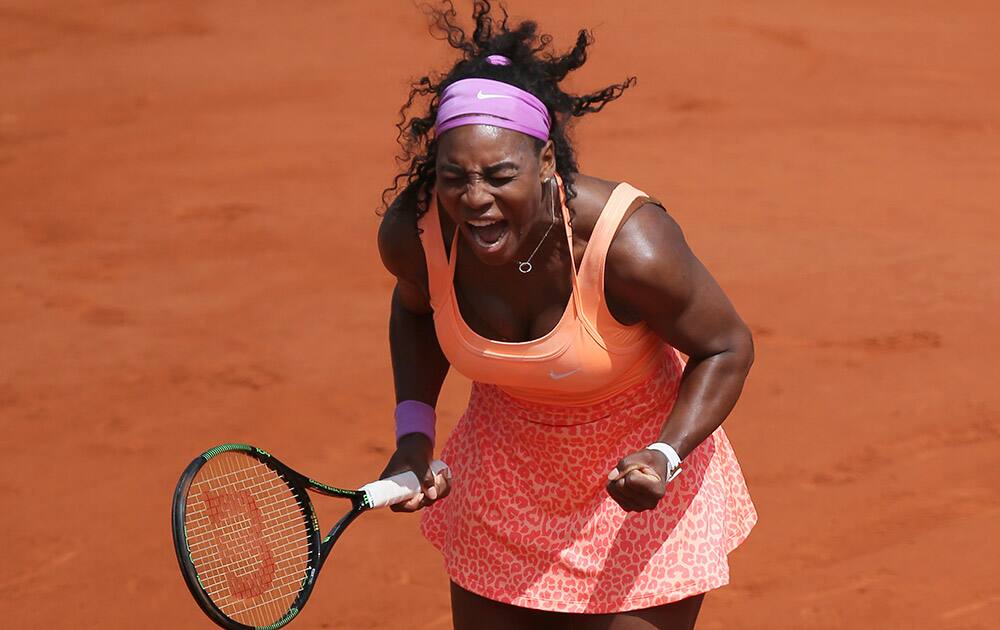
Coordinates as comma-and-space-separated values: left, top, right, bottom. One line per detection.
171, 443, 448, 630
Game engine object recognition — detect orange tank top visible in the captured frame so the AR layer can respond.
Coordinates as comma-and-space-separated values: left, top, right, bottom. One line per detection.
417, 179, 668, 406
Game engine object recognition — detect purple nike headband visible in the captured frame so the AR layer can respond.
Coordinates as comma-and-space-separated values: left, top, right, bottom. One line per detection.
434, 57, 551, 142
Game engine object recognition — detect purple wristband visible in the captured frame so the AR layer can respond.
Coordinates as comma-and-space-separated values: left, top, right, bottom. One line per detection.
394, 400, 436, 445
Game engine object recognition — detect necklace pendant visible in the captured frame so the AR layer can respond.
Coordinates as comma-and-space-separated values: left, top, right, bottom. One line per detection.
518, 261, 533, 273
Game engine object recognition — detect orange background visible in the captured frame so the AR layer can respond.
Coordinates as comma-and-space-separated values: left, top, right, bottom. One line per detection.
2, 2, 997, 628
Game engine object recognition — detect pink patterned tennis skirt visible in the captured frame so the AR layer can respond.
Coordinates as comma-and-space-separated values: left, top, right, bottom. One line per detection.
421, 350, 757, 613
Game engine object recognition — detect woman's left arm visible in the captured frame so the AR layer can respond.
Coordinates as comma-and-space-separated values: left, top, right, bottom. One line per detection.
604, 202, 754, 511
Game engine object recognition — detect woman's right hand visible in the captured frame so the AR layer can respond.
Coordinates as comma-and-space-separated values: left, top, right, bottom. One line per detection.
379, 433, 451, 512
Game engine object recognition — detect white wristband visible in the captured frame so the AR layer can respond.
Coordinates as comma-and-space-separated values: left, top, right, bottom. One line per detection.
646, 442, 682, 482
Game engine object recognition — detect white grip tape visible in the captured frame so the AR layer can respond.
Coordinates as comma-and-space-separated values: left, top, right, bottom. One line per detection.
360, 460, 450, 509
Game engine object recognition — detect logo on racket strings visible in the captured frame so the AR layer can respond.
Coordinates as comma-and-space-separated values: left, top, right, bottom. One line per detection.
202, 489, 277, 599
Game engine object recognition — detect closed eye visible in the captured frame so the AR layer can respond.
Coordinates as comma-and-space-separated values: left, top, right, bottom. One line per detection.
438, 174, 514, 188
487, 175, 515, 187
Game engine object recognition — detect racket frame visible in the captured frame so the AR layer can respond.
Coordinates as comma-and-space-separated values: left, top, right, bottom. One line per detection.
172, 443, 372, 630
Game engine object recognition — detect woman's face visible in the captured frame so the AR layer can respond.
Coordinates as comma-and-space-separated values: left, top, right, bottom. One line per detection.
435, 124, 555, 267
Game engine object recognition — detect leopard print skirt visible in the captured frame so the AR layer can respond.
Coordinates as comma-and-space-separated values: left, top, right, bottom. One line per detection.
421, 349, 757, 613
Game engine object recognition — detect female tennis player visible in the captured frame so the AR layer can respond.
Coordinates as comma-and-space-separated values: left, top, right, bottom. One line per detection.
378, 3, 756, 628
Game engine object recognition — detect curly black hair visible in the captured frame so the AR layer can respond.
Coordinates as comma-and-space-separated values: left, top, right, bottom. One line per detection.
383, 0, 636, 217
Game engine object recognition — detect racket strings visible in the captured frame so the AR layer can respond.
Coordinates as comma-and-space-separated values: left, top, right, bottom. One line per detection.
184, 452, 313, 627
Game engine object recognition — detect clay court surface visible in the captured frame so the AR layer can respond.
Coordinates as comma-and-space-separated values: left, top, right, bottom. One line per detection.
2, 1, 998, 628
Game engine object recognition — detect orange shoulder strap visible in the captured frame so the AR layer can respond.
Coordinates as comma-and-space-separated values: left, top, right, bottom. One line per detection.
415, 194, 453, 311
576, 183, 654, 330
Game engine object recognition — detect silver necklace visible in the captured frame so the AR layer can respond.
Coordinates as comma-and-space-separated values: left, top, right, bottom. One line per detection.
517, 178, 558, 274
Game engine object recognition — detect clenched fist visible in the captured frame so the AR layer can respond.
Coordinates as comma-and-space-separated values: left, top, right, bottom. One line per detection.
605, 448, 671, 512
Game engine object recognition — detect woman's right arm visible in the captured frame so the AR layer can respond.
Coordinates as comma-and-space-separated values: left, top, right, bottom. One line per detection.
377, 193, 451, 512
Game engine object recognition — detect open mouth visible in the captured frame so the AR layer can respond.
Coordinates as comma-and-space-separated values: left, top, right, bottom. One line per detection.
466, 218, 509, 251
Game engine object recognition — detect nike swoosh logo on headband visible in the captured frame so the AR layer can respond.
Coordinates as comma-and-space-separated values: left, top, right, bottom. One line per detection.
476, 90, 514, 100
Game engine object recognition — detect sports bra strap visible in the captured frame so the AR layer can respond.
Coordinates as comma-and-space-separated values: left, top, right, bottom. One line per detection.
576, 183, 654, 344
416, 195, 452, 312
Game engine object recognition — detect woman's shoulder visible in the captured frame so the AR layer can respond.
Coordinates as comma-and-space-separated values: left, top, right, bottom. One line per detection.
573, 174, 692, 318
568, 173, 667, 240
566, 173, 619, 240
600, 178, 694, 322
377, 184, 429, 288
